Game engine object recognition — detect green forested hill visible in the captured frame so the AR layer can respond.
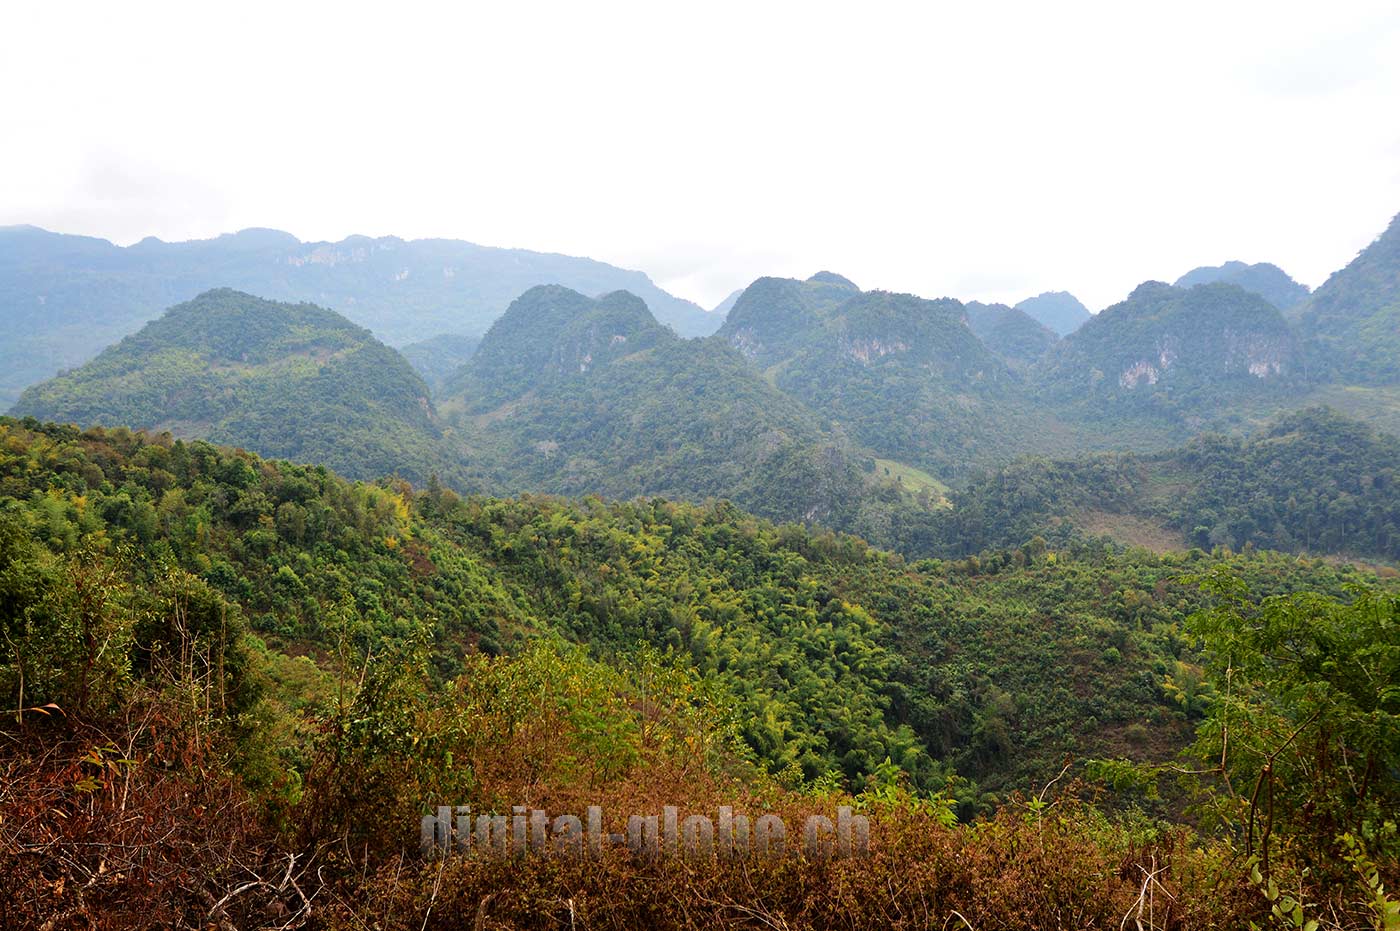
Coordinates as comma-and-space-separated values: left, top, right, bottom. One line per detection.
8, 289, 465, 486
1174, 260, 1310, 310
937, 407, 1400, 562
963, 301, 1060, 370
1295, 210, 1400, 384
449, 336, 880, 529
715, 276, 1053, 480
1037, 281, 1304, 417
771, 289, 1031, 479
714, 272, 862, 368
443, 285, 673, 411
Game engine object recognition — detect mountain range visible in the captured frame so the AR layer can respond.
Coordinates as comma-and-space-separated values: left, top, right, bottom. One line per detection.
1174, 260, 1310, 310
0, 224, 721, 409
8, 210, 1400, 563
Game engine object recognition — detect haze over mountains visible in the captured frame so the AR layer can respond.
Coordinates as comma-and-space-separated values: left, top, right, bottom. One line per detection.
1014, 291, 1092, 335
0, 224, 721, 408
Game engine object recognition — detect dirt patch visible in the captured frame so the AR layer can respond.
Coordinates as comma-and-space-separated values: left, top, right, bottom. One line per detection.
1074, 509, 1183, 552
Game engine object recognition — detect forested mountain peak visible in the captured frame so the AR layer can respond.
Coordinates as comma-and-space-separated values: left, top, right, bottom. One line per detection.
715, 275, 857, 367
1295, 210, 1400, 383
1038, 280, 1302, 410
8, 289, 461, 485
964, 301, 1060, 370
1174, 260, 1310, 310
808, 270, 860, 289
443, 285, 674, 412
1013, 290, 1091, 336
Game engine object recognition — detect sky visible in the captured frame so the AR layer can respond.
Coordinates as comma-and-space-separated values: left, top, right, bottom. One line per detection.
3, 1, 1399, 312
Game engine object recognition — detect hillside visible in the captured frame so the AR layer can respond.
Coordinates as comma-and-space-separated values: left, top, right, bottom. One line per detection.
0, 224, 718, 408
1036, 281, 1304, 418
1014, 290, 1091, 335
963, 301, 1059, 370
443, 285, 674, 412
715, 275, 1057, 480
3, 417, 1392, 929
8, 289, 464, 485
1174, 260, 1310, 310
439, 287, 896, 529
398, 332, 480, 391
0, 416, 1376, 794
1295, 210, 1400, 384
714, 271, 862, 368
937, 407, 1400, 562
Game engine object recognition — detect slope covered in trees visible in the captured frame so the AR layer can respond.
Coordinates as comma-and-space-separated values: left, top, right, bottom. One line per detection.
1037, 281, 1304, 419
716, 275, 1060, 480
1, 416, 1379, 794
443, 285, 674, 411
937, 407, 1400, 562
2, 417, 1393, 929
0, 224, 718, 408
1295, 210, 1400, 384
8, 289, 464, 486
963, 301, 1059, 370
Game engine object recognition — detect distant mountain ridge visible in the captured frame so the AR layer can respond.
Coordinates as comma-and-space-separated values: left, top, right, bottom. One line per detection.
0, 224, 720, 409
1015, 291, 1091, 336
1174, 260, 1310, 310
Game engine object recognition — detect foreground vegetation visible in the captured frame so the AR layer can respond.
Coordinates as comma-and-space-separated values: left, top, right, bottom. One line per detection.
1, 418, 1395, 928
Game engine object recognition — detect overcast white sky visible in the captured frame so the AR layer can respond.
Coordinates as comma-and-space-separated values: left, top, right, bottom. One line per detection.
3, 1, 1399, 311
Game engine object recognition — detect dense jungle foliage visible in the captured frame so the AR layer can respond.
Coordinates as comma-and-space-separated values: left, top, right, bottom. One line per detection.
1, 418, 1395, 929
936, 407, 1400, 562
1297, 210, 1400, 384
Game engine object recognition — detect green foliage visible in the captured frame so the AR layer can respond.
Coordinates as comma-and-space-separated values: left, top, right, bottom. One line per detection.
10, 289, 466, 486
935, 407, 1400, 563
964, 301, 1060, 370
1186, 569, 1400, 874
1038, 281, 1305, 418
7, 416, 1372, 805
1297, 211, 1400, 385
